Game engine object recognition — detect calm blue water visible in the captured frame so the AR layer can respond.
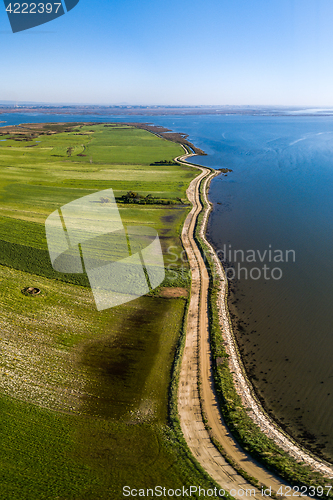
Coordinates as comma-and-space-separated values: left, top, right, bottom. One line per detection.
2, 112, 333, 461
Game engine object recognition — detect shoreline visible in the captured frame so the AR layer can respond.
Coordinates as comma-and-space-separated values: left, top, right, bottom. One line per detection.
177, 147, 333, 497
192, 157, 333, 479
176, 151, 294, 496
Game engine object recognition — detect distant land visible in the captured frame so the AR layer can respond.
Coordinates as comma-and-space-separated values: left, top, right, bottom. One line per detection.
2, 104, 333, 116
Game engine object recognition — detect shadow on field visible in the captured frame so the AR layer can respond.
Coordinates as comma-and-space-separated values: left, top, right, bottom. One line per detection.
79, 300, 172, 420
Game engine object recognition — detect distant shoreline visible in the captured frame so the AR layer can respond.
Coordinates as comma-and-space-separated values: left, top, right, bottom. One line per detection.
2, 104, 333, 117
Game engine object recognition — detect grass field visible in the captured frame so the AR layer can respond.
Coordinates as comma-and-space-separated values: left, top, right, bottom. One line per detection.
0, 124, 194, 283
0, 123, 215, 499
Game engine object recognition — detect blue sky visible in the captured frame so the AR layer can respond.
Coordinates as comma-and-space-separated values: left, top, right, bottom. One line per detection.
1, 0, 333, 106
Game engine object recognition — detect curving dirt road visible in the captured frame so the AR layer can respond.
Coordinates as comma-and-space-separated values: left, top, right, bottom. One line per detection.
177, 158, 257, 499
176, 151, 332, 498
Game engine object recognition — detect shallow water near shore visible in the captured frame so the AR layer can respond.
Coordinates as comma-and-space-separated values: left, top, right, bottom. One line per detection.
2, 112, 333, 462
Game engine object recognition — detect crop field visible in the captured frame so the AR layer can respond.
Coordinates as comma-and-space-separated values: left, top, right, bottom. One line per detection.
0, 124, 195, 281
0, 123, 212, 499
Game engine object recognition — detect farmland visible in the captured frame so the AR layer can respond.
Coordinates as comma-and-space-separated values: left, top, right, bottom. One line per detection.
0, 123, 214, 499
0, 124, 194, 286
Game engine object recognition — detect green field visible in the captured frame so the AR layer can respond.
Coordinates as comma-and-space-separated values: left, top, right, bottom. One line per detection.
0, 124, 215, 499
0, 124, 194, 286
